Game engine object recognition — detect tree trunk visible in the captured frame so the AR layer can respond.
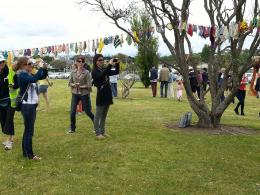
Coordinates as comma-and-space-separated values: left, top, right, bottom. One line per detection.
196, 113, 221, 128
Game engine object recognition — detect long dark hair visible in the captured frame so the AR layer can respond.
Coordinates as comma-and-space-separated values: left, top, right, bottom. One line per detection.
93, 54, 103, 69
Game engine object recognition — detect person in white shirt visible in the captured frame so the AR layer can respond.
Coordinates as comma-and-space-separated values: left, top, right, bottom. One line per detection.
109, 72, 119, 98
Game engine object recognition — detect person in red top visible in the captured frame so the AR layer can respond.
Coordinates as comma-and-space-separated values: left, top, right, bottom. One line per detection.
234, 74, 247, 115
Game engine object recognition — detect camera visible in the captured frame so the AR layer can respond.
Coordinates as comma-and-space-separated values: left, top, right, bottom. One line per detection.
113, 58, 118, 63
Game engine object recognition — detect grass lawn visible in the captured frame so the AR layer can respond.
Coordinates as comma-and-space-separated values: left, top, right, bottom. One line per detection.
0, 79, 259, 194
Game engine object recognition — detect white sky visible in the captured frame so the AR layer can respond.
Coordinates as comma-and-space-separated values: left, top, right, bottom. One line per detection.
0, 0, 256, 56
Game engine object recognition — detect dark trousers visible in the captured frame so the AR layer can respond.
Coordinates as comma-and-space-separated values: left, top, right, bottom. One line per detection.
160, 81, 168, 98
0, 106, 8, 133
70, 94, 94, 131
235, 90, 246, 114
94, 105, 110, 136
110, 83, 118, 97
3, 107, 15, 135
151, 82, 157, 97
21, 104, 37, 159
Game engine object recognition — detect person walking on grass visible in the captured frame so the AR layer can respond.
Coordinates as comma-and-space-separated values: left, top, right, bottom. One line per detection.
149, 65, 158, 97
92, 54, 119, 139
17, 57, 48, 160
234, 74, 247, 116
159, 64, 169, 98
68, 56, 94, 133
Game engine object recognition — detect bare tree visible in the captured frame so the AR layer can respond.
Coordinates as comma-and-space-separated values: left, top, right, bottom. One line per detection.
79, 0, 260, 128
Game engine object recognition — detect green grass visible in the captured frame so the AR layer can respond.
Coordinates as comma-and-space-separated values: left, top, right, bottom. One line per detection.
0, 80, 259, 194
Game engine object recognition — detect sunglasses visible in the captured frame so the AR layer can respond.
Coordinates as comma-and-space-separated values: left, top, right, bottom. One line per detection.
98, 59, 104, 62
77, 60, 83, 63
27, 63, 32, 65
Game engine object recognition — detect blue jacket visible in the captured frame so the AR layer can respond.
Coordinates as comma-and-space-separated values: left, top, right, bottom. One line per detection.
17, 68, 48, 96
150, 68, 158, 81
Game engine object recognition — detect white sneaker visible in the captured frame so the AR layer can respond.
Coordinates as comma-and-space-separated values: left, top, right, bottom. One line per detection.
2, 140, 9, 146
4, 141, 13, 150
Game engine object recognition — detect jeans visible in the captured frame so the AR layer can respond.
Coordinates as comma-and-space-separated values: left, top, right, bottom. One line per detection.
70, 94, 94, 131
110, 83, 118, 97
160, 81, 168, 97
21, 104, 37, 159
94, 105, 110, 136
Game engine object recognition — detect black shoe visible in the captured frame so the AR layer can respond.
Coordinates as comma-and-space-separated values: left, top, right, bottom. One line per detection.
234, 109, 239, 115
241, 112, 245, 116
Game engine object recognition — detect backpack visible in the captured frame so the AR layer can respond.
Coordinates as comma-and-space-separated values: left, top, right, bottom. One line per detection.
178, 112, 192, 128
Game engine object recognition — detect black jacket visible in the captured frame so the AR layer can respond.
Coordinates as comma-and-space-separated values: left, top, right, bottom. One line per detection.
0, 65, 9, 103
92, 64, 119, 106
150, 68, 158, 80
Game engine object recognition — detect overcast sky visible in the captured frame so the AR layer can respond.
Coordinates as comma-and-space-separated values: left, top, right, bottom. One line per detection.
0, 0, 256, 56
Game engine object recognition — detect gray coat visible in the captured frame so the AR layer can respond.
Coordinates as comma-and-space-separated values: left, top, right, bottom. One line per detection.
68, 69, 92, 95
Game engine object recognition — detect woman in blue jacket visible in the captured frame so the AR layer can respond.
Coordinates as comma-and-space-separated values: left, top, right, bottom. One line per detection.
17, 57, 48, 160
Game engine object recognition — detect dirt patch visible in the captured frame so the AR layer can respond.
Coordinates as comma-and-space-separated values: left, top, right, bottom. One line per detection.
165, 123, 260, 135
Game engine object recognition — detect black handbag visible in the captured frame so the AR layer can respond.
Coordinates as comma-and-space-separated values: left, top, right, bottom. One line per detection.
15, 84, 31, 111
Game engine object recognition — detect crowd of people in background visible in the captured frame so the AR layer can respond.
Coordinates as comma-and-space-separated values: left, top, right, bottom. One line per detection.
149, 63, 260, 117
150, 64, 182, 100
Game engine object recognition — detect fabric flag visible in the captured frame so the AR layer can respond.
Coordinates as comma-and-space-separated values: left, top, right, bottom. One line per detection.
125, 34, 132, 45
35, 48, 39, 55
96, 38, 99, 49
114, 35, 121, 48
79, 42, 83, 54
120, 34, 124, 45
103, 37, 109, 45
187, 24, 193, 37
98, 38, 104, 53
133, 31, 140, 43
7, 51, 12, 68
83, 41, 87, 51
239, 20, 248, 32
92, 39, 95, 52
65, 44, 70, 55
166, 23, 173, 30
75, 43, 78, 54
70, 43, 74, 51
108, 36, 113, 44
88, 40, 91, 52
62, 44, 66, 52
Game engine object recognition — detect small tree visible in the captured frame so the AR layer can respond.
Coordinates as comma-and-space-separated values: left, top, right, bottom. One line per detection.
131, 12, 159, 88
42, 56, 54, 64
201, 45, 211, 63
51, 59, 68, 71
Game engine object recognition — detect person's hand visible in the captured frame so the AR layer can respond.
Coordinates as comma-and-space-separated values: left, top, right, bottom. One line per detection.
49, 82, 53, 87
42, 63, 48, 69
109, 59, 114, 65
